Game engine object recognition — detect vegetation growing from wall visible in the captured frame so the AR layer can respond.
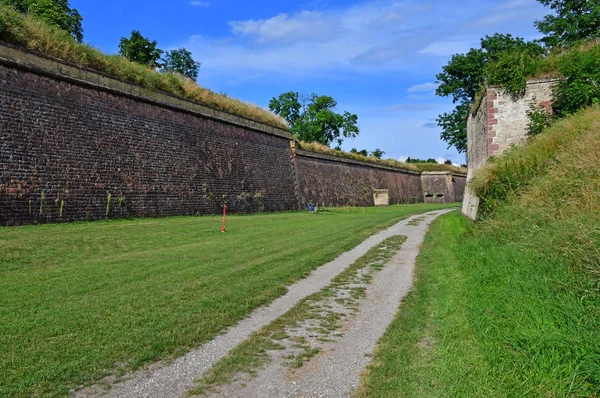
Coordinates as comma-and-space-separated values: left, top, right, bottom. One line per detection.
269, 92, 359, 146
297, 141, 467, 174
0, 0, 82, 41
0, 4, 287, 128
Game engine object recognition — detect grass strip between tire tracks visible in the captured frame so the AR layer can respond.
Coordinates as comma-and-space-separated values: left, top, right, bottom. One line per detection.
190, 235, 408, 396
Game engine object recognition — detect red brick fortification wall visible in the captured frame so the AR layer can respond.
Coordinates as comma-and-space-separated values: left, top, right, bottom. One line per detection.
294, 150, 423, 207
0, 45, 298, 225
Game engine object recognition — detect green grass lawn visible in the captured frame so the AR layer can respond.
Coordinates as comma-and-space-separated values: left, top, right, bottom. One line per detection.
356, 211, 600, 397
0, 203, 454, 398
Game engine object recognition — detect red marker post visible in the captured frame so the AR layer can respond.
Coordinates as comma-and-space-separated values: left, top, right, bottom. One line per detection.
221, 204, 227, 233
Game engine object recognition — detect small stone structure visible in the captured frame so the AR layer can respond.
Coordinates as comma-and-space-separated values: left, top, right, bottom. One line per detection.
372, 189, 389, 206
421, 172, 465, 204
462, 79, 558, 220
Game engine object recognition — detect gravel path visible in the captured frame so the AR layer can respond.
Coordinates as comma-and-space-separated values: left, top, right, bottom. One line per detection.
199, 209, 451, 398
74, 209, 451, 398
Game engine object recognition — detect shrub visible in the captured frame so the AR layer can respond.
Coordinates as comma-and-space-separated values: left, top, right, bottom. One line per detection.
485, 50, 544, 98
554, 45, 600, 116
526, 101, 554, 135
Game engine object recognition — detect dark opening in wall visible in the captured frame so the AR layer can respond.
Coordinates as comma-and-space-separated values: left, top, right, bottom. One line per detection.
436, 194, 445, 198
425, 193, 434, 198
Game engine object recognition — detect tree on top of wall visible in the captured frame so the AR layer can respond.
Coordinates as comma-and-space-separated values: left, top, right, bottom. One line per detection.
435, 34, 544, 154
350, 148, 368, 156
118, 30, 164, 68
536, 0, 600, 47
370, 149, 385, 159
269, 92, 359, 147
2, 0, 83, 41
161, 48, 201, 80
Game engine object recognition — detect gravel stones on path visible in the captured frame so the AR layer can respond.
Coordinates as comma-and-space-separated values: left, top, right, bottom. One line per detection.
74, 209, 452, 398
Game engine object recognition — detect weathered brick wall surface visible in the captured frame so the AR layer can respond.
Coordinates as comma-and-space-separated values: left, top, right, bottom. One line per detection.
453, 174, 466, 202
0, 64, 298, 225
294, 150, 423, 207
420, 172, 466, 204
487, 79, 557, 157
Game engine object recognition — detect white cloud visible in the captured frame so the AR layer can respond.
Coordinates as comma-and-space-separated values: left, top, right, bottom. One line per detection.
189, 1, 210, 7
407, 82, 439, 93
178, 0, 546, 78
229, 11, 336, 44
419, 38, 476, 57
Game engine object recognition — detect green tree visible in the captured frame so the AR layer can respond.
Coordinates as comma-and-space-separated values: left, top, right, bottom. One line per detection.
269, 92, 359, 146
118, 30, 163, 68
535, 0, 600, 47
1, 0, 83, 41
437, 103, 468, 154
435, 34, 544, 153
161, 48, 201, 80
370, 149, 385, 158
350, 148, 368, 156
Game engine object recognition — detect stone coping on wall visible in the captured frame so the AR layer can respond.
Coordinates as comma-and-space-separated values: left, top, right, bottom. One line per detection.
421, 171, 467, 178
0, 41, 291, 139
487, 77, 562, 89
295, 149, 422, 175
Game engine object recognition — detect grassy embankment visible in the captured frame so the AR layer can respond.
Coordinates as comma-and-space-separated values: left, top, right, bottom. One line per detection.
0, 4, 286, 128
357, 107, 600, 397
0, 203, 455, 398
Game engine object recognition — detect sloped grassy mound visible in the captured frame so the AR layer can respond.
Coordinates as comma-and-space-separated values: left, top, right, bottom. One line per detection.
464, 106, 600, 394
471, 105, 599, 218
0, 4, 286, 128
357, 106, 599, 397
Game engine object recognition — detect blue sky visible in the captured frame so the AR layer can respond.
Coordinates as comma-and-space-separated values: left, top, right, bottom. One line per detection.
72, 0, 550, 164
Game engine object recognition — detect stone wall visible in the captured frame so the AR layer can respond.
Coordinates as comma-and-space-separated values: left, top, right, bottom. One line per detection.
486, 79, 556, 157
462, 79, 558, 220
294, 150, 423, 207
0, 43, 298, 225
421, 172, 466, 204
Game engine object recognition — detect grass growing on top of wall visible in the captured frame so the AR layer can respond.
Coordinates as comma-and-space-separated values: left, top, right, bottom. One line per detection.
0, 4, 287, 129
297, 141, 467, 174
357, 108, 600, 395
0, 203, 456, 398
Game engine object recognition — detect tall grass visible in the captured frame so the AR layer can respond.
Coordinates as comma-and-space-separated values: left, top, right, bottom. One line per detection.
0, 4, 287, 128
471, 105, 599, 217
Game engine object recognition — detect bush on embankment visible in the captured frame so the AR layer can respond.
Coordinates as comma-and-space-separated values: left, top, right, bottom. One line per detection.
0, 4, 286, 128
